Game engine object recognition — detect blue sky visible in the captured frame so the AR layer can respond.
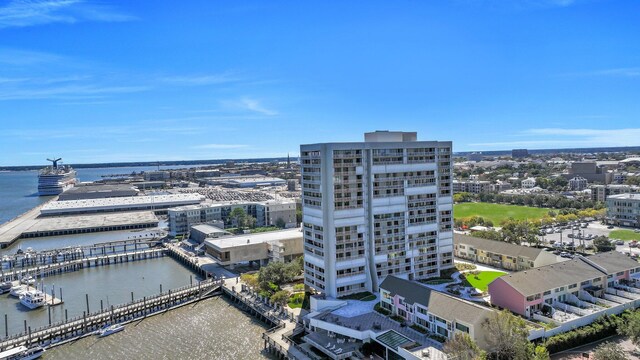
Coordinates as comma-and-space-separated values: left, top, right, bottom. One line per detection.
0, 0, 639, 166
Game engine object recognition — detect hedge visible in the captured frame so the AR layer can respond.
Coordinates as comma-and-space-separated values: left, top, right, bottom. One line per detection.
544, 312, 626, 353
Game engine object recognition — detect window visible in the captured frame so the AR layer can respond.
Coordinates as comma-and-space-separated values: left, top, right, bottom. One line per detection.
455, 323, 469, 333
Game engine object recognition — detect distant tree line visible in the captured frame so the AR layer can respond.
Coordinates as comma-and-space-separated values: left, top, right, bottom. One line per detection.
454, 192, 604, 211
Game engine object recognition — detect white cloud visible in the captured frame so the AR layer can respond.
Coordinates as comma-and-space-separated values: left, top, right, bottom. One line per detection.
160, 72, 244, 86
191, 144, 248, 150
0, 84, 149, 101
0, 0, 136, 29
239, 97, 278, 116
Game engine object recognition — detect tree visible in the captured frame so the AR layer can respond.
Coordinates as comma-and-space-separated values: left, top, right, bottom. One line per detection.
483, 310, 532, 360
531, 345, 550, 360
443, 332, 485, 360
618, 309, 640, 348
270, 289, 291, 306
593, 341, 627, 360
593, 236, 615, 253
240, 273, 259, 289
229, 207, 246, 227
275, 217, 286, 229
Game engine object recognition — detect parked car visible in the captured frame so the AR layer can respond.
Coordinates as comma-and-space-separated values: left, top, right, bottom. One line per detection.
608, 225, 615, 229
635, 229, 640, 233
560, 252, 573, 258
567, 234, 574, 238
581, 223, 588, 228
616, 240, 624, 246
630, 241, 638, 248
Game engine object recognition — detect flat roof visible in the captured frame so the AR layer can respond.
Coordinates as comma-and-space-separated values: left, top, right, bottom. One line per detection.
64, 184, 138, 194
24, 211, 158, 233
190, 224, 227, 234
204, 228, 301, 249
608, 193, 640, 200
41, 194, 203, 212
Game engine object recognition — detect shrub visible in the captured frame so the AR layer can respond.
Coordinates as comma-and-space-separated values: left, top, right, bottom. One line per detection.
374, 303, 391, 316
544, 313, 624, 353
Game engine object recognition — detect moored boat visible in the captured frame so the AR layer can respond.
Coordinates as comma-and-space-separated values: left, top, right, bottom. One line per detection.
19, 290, 46, 310
0, 345, 45, 360
9, 285, 28, 298
96, 324, 125, 337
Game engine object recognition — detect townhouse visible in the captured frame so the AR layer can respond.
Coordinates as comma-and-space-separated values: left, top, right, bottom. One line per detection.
454, 234, 558, 271
379, 275, 495, 349
488, 251, 640, 318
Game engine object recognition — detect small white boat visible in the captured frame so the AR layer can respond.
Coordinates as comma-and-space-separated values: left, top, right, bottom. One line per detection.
97, 324, 125, 337
0, 345, 45, 360
19, 290, 46, 310
20, 276, 35, 285
9, 285, 28, 297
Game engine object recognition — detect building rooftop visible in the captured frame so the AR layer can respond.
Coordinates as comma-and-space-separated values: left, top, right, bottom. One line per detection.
455, 234, 547, 260
204, 227, 302, 249
493, 252, 640, 296
190, 224, 227, 234
608, 193, 640, 200
42, 194, 204, 211
493, 259, 603, 296
379, 276, 495, 325
586, 251, 640, 275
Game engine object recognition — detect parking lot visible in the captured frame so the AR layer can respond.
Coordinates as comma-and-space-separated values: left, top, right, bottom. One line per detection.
539, 221, 640, 257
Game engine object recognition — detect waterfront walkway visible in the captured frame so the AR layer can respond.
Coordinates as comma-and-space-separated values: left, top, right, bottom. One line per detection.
222, 277, 316, 360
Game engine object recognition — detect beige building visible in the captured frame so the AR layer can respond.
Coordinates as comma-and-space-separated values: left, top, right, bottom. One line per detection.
454, 234, 558, 271
204, 228, 303, 268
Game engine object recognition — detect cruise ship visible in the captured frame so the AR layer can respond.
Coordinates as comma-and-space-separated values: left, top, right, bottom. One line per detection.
38, 158, 77, 196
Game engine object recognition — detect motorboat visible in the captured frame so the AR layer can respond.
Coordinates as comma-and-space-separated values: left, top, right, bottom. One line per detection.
9, 285, 28, 297
97, 324, 125, 337
20, 276, 35, 285
19, 290, 46, 310
0, 345, 45, 360
0, 281, 12, 294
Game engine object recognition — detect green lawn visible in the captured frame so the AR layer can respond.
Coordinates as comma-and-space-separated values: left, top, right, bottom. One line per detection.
609, 230, 640, 241
463, 271, 506, 292
454, 202, 549, 224
288, 292, 305, 308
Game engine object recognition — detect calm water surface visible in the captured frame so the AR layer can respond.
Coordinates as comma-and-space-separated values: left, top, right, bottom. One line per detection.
45, 297, 273, 360
0, 257, 200, 336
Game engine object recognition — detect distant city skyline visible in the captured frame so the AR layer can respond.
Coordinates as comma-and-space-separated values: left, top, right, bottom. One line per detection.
1, 0, 639, 166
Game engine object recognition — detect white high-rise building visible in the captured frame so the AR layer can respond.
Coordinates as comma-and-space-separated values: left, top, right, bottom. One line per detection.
300, 131, 454, 298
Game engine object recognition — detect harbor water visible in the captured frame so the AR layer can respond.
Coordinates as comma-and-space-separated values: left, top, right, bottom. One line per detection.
44, 296, 273, 360
0, 257, 201, 337
0, 168, 274, 359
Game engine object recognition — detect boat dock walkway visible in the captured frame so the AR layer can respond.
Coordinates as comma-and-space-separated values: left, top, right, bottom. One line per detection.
222, 278, 316, 360
1, 248, 166, 283
0, 278, 223, 351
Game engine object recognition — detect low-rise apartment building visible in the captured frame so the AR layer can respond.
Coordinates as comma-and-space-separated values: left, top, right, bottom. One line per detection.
168, 199, 297, 236
453, 179, 492, 194
454, 234, 558, 271
590, 184, 640, 202
488, 252, 640, 318
379, 276, 495, 349
606, 193, 640, 228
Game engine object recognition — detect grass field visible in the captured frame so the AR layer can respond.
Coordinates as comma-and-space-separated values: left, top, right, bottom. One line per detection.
609, 230, 640, 241
463, 271, 506, 292
454, 202, 549, 224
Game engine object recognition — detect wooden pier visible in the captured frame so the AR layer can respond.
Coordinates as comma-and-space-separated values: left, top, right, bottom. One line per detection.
163, 243, 208, 277
0, 278, 223, 351
1, 248, 167, 283
222, 281, 313, 360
